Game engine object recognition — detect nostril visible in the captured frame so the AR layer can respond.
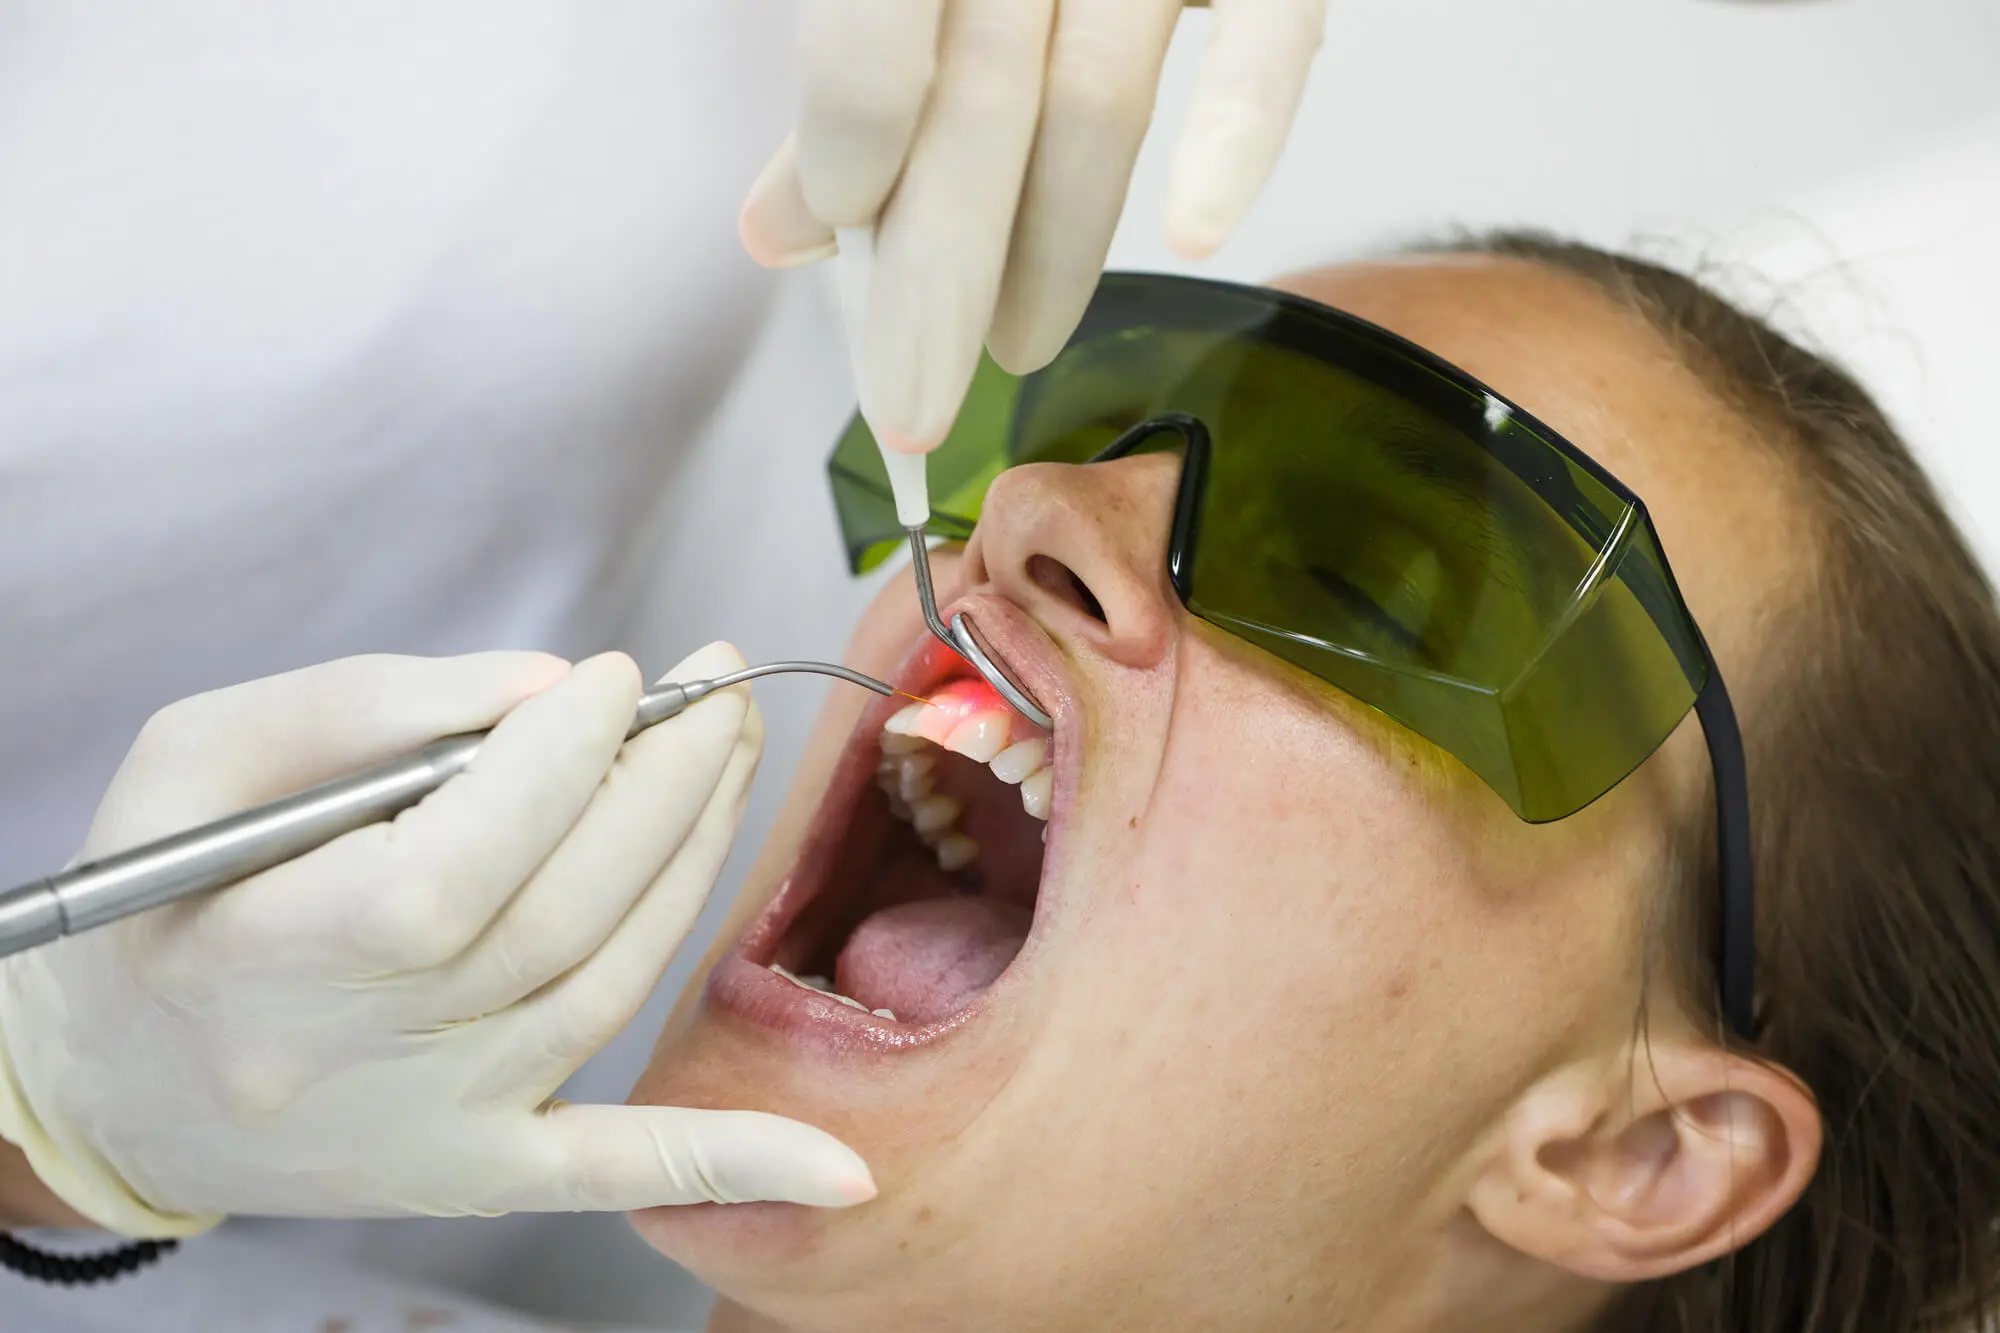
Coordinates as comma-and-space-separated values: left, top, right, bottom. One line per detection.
1027, 554, 1107, 626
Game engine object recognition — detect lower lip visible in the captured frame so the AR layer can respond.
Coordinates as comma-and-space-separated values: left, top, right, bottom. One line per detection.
629, 1197, 823, 1267
706, 956, 981, 1055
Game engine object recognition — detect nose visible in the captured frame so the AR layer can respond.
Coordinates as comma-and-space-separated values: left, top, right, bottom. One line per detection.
958, 451, 1185, 671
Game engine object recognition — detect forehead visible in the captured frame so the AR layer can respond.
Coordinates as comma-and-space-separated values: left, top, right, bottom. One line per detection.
1274, 257, 1818, 695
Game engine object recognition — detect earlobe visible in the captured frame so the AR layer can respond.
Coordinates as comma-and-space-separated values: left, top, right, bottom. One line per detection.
1467, 1046, 1821, 1284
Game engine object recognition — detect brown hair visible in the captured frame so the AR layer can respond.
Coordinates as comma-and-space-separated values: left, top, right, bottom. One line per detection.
1445, 232, 2000, 1333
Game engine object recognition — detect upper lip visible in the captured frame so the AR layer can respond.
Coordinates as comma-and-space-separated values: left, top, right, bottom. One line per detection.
937, 591, 1072, 730
729, 583, 1076, 981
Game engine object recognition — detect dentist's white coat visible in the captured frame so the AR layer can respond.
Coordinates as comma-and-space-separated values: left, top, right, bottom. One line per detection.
0, 3, 828, 1329
0, 3, 794, 887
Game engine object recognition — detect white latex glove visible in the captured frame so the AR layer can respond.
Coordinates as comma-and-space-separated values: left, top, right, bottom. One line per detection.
740, 0, 1327, 452
0, 646, 873, 1237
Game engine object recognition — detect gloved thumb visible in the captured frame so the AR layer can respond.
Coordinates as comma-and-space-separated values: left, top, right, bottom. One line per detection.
520, 1102, 876, 1212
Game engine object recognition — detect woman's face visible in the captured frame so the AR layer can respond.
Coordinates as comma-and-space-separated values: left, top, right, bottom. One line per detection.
631, 258, 1813, 1332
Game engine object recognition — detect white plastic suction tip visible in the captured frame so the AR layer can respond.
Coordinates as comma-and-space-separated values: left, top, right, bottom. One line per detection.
880, 448, 930, 528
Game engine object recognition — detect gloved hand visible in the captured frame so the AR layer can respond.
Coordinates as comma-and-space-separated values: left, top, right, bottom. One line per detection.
0, 646, 873, 1238
740, 0, 1327, 452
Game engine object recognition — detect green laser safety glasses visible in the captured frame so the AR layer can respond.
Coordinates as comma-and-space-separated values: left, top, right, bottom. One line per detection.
827, 273, 1757, 1039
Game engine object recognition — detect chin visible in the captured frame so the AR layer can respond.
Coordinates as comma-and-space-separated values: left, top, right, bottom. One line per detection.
630, 589, 1084, 1287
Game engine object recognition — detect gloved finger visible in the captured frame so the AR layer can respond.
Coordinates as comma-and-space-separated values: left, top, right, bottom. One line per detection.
863, 0, 1057, 452
792, 0, 946, 227
1164, 0, 1326, 259
208, 653, 642, 975
84, 652, 570, 858
503, 1104, 873, 1211
987, 0, 1183, 374
486, 695, 761, 1097
427, 643, 756, 1020
739, 135, 837, 269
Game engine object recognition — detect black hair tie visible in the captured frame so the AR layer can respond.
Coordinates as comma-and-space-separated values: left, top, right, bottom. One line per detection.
0, 1231, 178, 1286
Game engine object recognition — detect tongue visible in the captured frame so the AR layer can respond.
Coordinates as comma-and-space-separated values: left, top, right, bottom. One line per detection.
834, 898, 1031, 1025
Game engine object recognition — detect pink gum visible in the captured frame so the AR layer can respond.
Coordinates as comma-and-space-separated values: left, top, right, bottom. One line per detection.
910, 678, 1018, 747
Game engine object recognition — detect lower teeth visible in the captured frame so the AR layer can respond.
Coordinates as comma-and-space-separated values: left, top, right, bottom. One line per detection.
770, 963, 896, 1022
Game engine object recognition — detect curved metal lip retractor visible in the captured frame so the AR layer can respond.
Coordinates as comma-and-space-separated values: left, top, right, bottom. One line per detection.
904, 528, 1055, 732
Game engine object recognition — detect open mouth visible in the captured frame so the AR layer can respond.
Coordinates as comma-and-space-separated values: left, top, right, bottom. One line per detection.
708, 608, 1064, 1052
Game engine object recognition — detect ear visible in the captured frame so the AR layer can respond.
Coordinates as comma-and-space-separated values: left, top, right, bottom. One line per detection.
1465, 1043, 1822, 1282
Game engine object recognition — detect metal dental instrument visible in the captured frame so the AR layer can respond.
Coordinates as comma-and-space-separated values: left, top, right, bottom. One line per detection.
905, 528, 1054, 731
834, 225, 1055, 733
0, 661, 899, 962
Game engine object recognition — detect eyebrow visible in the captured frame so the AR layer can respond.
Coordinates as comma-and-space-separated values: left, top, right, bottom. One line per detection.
1343, 404, 1585, 627
1304, 563, 1428, 652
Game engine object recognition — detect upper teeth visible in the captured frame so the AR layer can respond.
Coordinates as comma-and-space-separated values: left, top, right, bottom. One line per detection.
911, 793, 963, 833
875, 687, 1056, 873
988, 738, 1045, 784
943, 714, 1008, 763
1019, 768, 1053, 820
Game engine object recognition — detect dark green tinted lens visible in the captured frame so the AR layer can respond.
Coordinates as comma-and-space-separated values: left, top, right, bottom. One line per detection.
826, 275, 1709, 820
1179, 364, 1702, 823
826, 287, 1264, 569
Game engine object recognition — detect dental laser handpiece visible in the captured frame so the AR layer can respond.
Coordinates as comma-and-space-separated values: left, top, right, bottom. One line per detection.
0, 661, 899, 962
834, 228, 1054, 731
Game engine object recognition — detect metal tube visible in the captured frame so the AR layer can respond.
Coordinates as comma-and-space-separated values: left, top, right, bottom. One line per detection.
948, 613, 1053, 731
54, 734, 483, 936
904, 527, 1054, 731
906, 527, 960, 648
0, 661, 899, 962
